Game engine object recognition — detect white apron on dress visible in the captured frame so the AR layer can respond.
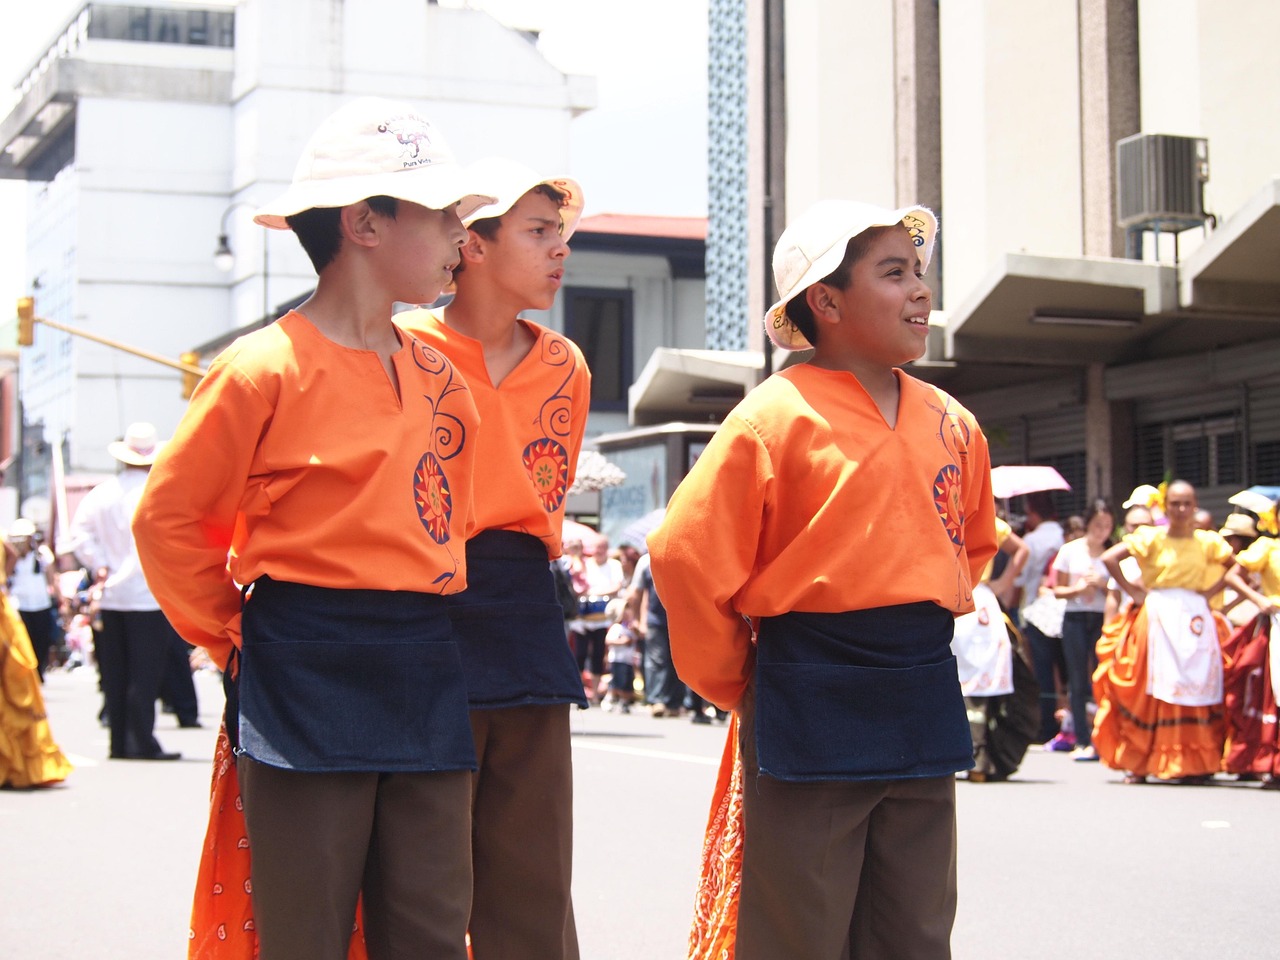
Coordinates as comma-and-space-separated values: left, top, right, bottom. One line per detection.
951, 582, 1013, 697
1144, 587, 1223, 707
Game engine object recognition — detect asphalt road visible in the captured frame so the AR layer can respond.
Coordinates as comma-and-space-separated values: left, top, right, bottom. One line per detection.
4, 667, 1276, 959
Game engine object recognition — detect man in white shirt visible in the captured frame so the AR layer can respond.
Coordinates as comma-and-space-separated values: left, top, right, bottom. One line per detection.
68, 422, 187, 760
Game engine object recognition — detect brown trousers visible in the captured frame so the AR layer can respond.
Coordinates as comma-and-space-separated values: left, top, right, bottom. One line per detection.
467, 704, 579, 960
238, 757, 472, 960
736, 690, 958, 960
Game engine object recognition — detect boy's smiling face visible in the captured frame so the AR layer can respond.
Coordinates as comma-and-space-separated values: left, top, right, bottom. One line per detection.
814, 224, 932, 370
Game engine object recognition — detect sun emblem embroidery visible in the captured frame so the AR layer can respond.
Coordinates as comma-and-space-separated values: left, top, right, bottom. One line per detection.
523, 438, 570, 512
933, 463, 964, 546
413, 451, 453, 543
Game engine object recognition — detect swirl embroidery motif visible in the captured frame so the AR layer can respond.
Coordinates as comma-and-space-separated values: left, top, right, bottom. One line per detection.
521, 335, 578, 513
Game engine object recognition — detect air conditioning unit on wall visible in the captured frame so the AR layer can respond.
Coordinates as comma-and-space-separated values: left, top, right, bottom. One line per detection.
1116, 133, 1209, 229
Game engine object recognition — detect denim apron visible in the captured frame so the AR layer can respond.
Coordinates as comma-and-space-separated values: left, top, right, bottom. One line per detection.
236, 576, 475, 773
754, 601, 973, 781
445, 530, 588, 709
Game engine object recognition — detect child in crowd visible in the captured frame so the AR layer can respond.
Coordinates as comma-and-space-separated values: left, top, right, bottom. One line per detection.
649, 199, 997, 959
398, 158, 590, 960
133, 97, 494, 960
603, 597, 639, 713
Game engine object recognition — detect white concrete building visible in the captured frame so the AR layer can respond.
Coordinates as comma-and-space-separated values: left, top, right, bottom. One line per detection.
678, 0, 1280, 521
1, 0, 597, 492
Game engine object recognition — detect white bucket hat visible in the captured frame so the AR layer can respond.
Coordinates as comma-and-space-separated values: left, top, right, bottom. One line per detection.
255, 97, 498, 230
1122, 484, 1161, 510
7, 518, 36, 540
463, 157, 585, 240
108, 422, 166, 467
764, 200, 937, 351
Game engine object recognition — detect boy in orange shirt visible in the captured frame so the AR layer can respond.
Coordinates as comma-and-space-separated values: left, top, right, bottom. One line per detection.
133, 98, 494, 960
648, 200, 997, 959
398, 158, 590, 960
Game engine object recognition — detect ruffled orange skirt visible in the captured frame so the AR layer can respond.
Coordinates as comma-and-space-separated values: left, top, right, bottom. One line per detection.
1220, 614, 1279, 777
0, 594, 71, 789
1092, 605, 1226, 779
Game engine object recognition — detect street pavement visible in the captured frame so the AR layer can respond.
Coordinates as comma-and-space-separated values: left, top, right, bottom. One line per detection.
4, 667, 1277, 959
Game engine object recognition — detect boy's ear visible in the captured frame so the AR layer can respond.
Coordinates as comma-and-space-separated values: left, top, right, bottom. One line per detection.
339, 201, 381, 249
806, 282, 839, 321
459, 230, 486, 266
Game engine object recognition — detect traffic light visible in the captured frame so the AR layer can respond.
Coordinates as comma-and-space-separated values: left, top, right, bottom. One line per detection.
180, 351, 201, 399
17, 297, 34, 346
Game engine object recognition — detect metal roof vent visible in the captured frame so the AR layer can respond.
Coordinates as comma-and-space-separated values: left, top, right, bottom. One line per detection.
1116, 133, 1210, 259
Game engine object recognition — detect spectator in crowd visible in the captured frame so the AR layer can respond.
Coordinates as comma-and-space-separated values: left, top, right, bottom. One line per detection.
6, 518, 61, 681
68, 422, 185, 761
575, 537, 624, 704
602, 598, 639, 713
1050, 499, 1115, 762
627, 550, 686, 718
1018, 491, 1067, 744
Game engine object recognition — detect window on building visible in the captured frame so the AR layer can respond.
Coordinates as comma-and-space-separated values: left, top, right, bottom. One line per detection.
1043, 451, 1086, 518
1135, 411, 1243, 488
563, 287, 633, 412
88, 5, 235, 47
1254, 439, 1280, 485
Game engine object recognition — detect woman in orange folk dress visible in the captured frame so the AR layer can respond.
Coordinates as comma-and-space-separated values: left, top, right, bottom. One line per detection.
1094, 480, 1233, 784
1220, 499, 1280, 786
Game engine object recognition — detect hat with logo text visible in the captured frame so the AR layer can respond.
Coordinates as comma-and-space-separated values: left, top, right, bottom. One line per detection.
255, 98, 497, 230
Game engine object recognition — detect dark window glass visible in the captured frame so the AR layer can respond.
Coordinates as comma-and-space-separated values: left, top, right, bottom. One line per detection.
563, 288, 633, 412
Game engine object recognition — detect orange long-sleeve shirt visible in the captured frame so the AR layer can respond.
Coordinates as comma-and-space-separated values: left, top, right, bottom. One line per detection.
133, 312, 480, 669
647, 365, 998, 710
399, 310, 590, 559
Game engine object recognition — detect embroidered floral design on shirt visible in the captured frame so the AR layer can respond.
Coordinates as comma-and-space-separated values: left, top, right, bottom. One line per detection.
408, 339, 471, 577
933, 464, 964, 546
522, 334, 579, 513
413, 452, 452, 544
522, 437, 571, 512
927, 393, 974, 607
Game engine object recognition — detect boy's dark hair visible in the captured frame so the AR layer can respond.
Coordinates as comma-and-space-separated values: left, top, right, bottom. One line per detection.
454, 182, 569, 276
783, 225, 896, 348
286, 195, 399, 272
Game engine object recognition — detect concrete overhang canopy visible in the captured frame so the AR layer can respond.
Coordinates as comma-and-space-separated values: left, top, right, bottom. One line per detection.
1182, 177, 1280, 315
629, 347, 763, 426
944, 253, 1177, 365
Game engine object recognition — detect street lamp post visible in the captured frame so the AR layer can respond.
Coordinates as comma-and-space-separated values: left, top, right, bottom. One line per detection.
214, 200, 269, 323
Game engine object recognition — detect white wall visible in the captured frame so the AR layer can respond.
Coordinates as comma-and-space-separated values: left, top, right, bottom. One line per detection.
939, 0, 1082, 308
783, 0, 897, 215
